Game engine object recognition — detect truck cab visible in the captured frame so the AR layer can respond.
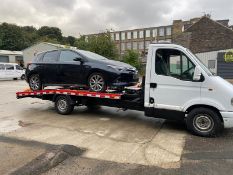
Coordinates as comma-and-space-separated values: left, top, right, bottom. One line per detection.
144, 43, 233, 136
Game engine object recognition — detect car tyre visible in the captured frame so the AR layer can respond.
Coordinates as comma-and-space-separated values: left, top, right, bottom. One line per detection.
186, 107, 223, 137
29, 74, 42, 91
55, 95, 74, 115
88, 73, 106, 92
21, 74, 25, 80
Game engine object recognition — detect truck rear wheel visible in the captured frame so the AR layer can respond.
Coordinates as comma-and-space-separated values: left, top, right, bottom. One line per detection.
55, 95, 74, 115
186, 107, 223, 137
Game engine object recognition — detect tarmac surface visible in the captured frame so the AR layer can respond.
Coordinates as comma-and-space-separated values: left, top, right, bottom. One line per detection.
0, 80, 233, 175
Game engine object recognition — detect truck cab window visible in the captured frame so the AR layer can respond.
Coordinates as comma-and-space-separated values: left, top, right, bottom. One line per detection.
155, 49, 195, 81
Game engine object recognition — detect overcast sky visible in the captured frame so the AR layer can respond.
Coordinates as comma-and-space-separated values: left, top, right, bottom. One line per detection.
0, 0, 232, 37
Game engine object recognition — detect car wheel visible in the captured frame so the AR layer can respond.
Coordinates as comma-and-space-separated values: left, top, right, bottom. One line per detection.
29, 74, 42, 91
88, 73, 106, 92
21, 74, 25, 80
55, 95, 74, 115
186, 107, 223, 137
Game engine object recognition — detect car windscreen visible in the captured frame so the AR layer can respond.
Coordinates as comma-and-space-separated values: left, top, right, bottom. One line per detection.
78, 50, 108, 60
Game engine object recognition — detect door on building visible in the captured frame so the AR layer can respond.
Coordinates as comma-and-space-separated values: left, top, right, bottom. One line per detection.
0, 56, 9, 63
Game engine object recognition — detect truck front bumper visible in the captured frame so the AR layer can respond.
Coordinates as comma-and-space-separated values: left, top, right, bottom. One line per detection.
221, 111, 233, 128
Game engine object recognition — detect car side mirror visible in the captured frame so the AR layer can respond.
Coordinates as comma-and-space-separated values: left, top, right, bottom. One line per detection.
193, 66, 202, 81
74, 57, 83, 62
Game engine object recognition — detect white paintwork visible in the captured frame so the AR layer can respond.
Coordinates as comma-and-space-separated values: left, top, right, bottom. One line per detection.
0, 63, 25, 80
145, 43, 233, 128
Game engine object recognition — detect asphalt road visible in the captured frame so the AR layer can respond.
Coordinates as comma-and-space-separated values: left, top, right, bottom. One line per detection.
0, 80, 233, 175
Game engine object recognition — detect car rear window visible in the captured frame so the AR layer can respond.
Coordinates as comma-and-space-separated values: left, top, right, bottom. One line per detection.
42, 51, 59, 63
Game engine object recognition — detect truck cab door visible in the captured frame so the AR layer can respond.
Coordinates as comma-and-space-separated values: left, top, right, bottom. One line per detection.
148, 47, 202, 115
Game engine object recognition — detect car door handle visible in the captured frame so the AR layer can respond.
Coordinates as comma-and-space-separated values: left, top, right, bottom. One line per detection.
150, 83, 157, 88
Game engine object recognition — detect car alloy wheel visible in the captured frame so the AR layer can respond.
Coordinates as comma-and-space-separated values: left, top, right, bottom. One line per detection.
89, 74, 105, 92
29, 74, 41, 90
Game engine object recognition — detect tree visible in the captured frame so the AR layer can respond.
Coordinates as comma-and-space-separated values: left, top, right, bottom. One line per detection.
75, 31, 118, 60
66, 36, 76, 46
122, 50, 144, 74
37, 26, 63, 42
0, 23, 26, 50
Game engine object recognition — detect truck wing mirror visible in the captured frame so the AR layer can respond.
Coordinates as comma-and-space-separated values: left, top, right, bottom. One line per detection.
193, 66, 202, 81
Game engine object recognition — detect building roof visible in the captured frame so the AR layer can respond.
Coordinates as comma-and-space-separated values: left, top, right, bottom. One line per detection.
173, 16, 233, 53
0, 50, 22, 55
22, 42, 77, 51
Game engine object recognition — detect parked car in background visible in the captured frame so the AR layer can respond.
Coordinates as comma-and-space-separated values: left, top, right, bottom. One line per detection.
0, 63, 25, 80
26, 49, 139, 92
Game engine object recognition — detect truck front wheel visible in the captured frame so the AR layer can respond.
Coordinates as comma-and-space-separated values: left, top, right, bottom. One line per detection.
55, 95, 74, 115
186, 107, 223, 137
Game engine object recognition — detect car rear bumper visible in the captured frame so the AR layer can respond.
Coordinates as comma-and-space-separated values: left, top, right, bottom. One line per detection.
221, 111, 233, 128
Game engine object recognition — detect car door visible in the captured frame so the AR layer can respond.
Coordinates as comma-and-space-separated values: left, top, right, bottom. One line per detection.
0, 64, 5, 79
5, 64, 15, 79
58, 50, 83, 85
15, 65, 24, 78
41, 50, 60, 84
149, 48, 201, 113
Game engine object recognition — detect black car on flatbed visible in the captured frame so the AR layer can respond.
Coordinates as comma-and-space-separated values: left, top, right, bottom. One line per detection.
26, 49, 139, 92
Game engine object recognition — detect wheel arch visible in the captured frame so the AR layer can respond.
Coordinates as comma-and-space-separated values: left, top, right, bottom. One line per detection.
186, 104, 223, 122
86, 69, 108, 85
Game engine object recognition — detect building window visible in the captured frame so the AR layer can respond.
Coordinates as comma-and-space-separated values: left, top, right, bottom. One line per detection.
152, 29, 157, 37
126, 42, 131, 50
133, 42, 137, 50
139, 42, 144, 50
145, 41, 151, 48
166, 27, 172, 36
133, 31, 138, 39
139, 31, 144, 38
115, 33, 119, 40
127, 32, 131, 39
146, 30, 150, 38
159, 28, 165, 36
121, 32, 125, 40
121, 43, 125, 51
208, 60, 216, 69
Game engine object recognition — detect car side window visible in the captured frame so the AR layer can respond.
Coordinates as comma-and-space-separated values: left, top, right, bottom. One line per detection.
43, 51, 59, 63
59, 50, 82, 62
5, 65, 14, 70
155, 49, 195, 81
16, 65, 23, 70
0, 64, 5, 70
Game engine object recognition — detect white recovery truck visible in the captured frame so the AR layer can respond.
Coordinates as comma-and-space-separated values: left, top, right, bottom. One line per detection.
16, 43, 233, 137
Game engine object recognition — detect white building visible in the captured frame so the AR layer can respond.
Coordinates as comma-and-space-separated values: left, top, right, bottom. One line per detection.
23, 42, 76, 66
196, 49, 233, 79
0, 50, 23, 66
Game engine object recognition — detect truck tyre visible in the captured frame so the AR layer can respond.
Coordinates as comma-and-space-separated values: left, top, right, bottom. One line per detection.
29, 74, 42, 91
186, 107, 223, 137
88, 73, 106, 92
55, 95, 74, 115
